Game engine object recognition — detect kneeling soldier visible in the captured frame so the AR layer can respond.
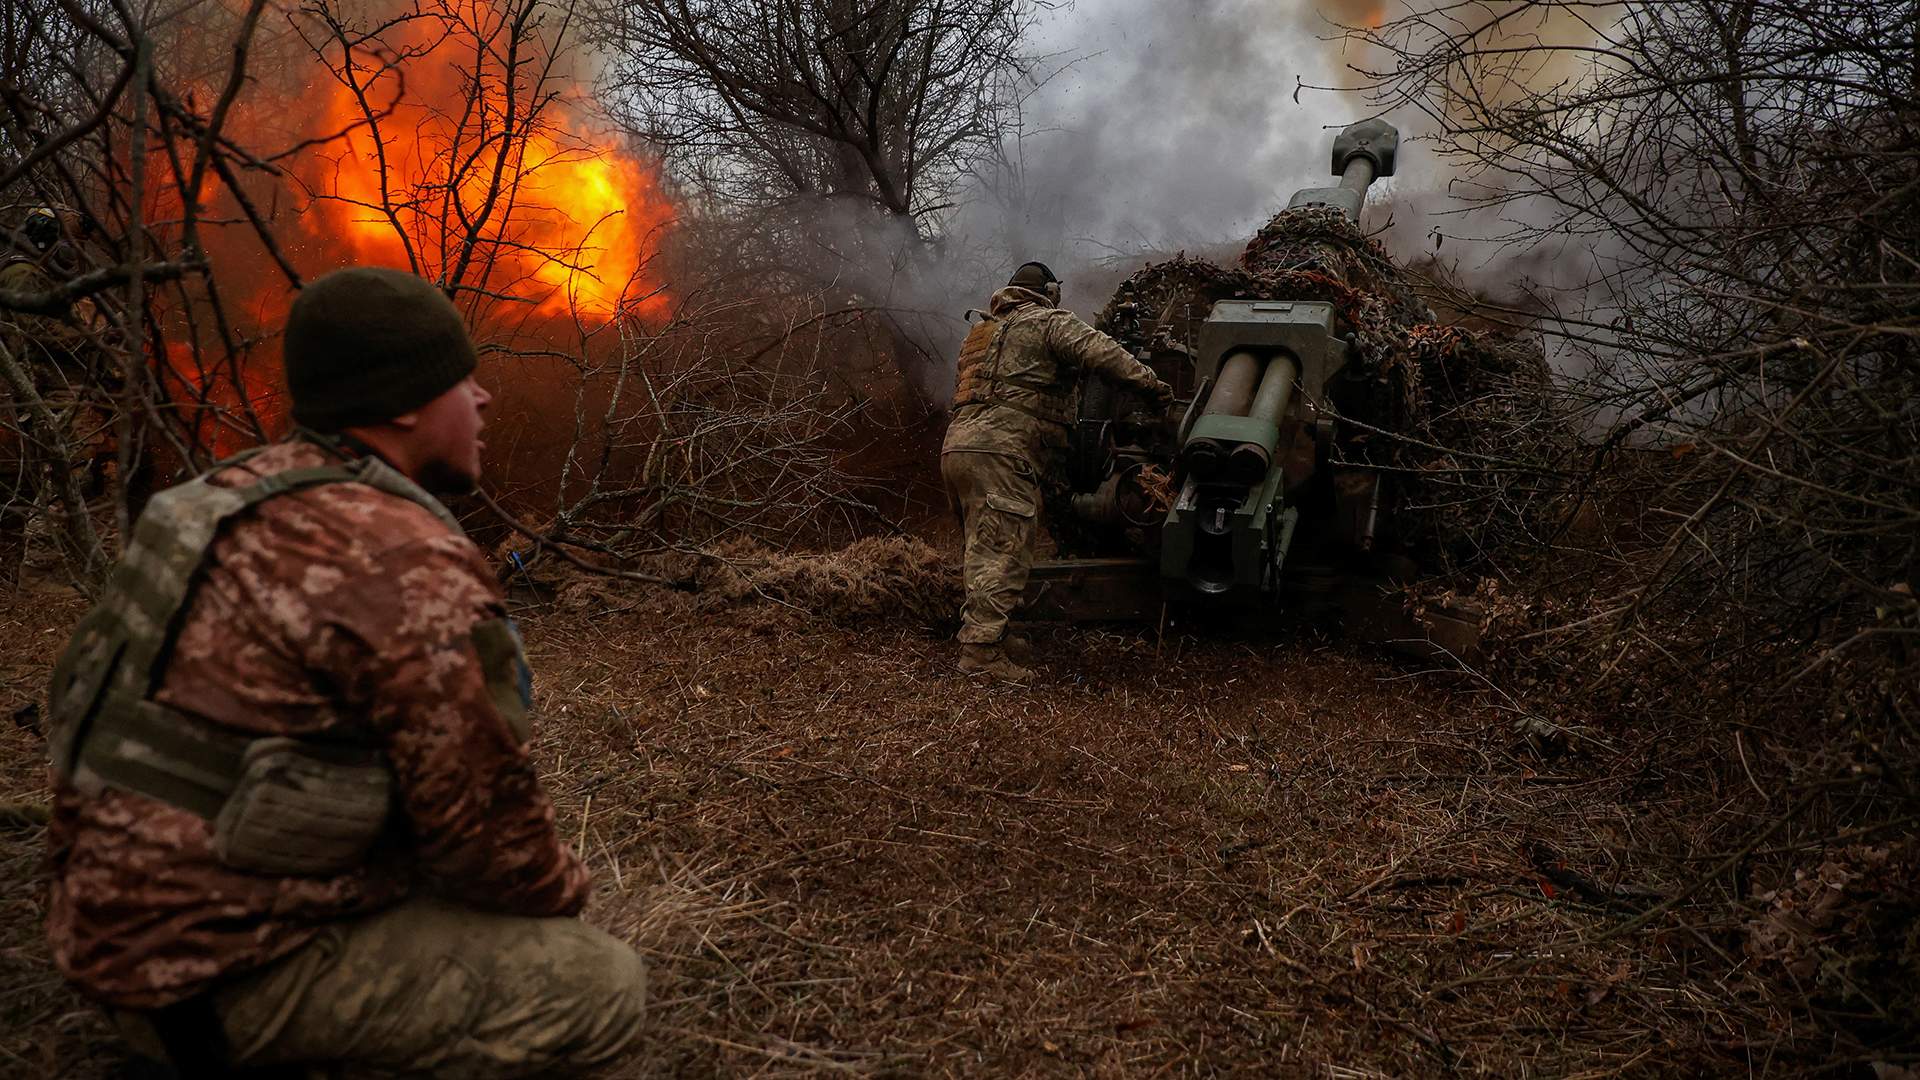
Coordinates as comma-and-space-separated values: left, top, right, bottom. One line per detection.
45, 267, 646, 1077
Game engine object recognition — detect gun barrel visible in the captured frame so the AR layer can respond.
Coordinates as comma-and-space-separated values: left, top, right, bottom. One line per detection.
1338, 155, 1376, 192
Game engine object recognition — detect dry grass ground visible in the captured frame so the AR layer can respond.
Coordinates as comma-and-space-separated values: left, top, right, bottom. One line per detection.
0, 560, 1831, 1077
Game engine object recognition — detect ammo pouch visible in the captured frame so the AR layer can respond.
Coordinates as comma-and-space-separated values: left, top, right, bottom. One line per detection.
69, 693, 393, 876
213, 738, 392, 876
46, 444, 441, 877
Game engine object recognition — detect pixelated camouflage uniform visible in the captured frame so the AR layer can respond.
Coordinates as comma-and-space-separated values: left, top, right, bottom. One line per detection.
45, 437, 645, 1077
941, 285, 1166, 644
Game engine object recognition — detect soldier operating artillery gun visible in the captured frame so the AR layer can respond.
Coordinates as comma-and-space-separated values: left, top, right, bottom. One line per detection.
1027, 119, 1503, 654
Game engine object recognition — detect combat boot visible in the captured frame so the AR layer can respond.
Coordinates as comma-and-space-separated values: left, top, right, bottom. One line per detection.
958, 642, 1035, 683
1003, 632, 1034, 665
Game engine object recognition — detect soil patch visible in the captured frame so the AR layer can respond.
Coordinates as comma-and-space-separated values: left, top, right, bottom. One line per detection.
1, 569, 1837, 1076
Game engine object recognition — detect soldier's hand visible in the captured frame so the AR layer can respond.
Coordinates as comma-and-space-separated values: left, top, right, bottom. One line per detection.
1148, 380, 1175, 410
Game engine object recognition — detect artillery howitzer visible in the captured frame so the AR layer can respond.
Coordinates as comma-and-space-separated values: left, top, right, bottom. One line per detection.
1026, 119, 1491, 655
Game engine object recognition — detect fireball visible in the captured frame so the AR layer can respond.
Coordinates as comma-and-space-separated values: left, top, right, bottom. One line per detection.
301, 2, 672, 324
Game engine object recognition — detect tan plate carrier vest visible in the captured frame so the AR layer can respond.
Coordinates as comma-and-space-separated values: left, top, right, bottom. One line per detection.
46, 444, 470, 877
950, 306, 1074, 428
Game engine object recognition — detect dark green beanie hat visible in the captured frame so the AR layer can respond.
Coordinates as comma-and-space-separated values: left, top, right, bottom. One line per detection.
284, 267, 478, 432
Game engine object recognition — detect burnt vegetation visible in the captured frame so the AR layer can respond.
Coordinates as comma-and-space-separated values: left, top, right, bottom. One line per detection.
2, 0, 1917, 1075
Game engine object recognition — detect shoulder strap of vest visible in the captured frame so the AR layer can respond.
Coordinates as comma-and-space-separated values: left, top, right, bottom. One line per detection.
961, 304, 1073, 427
982, 305, 1025, 387
48, 449, 462, 786
290, 430, 466, 534
122, 455, 463, 692
976, 304, 1029, 394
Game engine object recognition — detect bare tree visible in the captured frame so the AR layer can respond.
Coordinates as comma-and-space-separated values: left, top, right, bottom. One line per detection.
289, 0, 669, 332
590, 0, 1040, 229
550, 292, 888, 547
1350, 0, 1918, 715
1346, 4, 1917, 1056
583, 0, 1051, 397
287, 0, 909, 566
3, 0, 897, 588
1, 0, 281, 581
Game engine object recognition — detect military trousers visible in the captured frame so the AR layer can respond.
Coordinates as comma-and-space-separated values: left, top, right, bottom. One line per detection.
942, 449, 1042, 645
116, 897, 647, 1078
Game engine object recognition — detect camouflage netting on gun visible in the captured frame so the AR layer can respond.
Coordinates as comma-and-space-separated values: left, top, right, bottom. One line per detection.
1097, 207, 1570, 575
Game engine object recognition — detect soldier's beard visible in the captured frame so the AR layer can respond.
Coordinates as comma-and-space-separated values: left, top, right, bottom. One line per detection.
415, 458, 478, 495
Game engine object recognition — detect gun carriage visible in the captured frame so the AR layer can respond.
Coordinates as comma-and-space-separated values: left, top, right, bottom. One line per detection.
1027, 119, 1483, 655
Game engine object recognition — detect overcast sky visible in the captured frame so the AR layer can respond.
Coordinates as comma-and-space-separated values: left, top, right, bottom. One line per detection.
982, 0, 1403, 267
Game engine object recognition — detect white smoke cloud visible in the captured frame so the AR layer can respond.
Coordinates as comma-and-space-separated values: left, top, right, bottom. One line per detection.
871, 0, 1589, 397
952, 0, 1613, 365
939, 0, 1473, 313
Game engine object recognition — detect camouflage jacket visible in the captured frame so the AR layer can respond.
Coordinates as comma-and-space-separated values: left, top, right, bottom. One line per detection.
941, 285, 1163, 469
0, 258, 76, 361
45, 439, 591, 1009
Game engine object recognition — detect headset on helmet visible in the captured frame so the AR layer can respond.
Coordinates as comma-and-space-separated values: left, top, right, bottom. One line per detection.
21, 207, 59, 252
1007, 261, 1059, 288
1007, 260, 1062, 305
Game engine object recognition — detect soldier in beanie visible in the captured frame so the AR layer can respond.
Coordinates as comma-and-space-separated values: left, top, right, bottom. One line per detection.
942, 262, 1172, 682
45, 267, 647, 1077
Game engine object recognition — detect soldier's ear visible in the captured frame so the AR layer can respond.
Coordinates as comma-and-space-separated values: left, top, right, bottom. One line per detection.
387, 410, 422, 431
